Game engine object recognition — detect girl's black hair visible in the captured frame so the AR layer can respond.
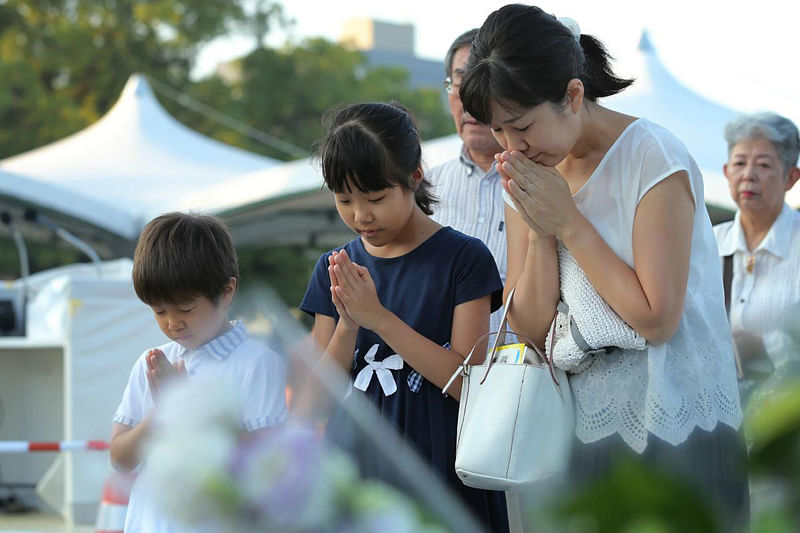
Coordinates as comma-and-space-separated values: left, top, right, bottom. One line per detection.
313, 102, 437, 215
461, 4, 634, 123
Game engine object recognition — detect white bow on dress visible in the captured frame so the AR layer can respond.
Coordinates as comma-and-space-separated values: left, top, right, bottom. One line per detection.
353, 344, 404, 396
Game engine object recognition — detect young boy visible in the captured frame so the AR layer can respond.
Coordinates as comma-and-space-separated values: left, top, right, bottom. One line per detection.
110, 212, 287, 532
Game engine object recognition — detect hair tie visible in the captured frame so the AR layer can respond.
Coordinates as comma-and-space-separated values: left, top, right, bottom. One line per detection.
558, 16, 581, 42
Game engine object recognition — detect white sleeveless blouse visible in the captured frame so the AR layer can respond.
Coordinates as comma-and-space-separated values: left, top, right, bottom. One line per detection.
506, 118, 742, 452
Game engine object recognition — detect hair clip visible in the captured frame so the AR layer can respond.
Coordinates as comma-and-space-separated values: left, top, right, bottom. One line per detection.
558, 17, 581, 42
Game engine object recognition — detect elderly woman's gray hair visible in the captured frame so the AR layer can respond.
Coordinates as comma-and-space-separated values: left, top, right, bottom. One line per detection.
724, 112, 800, 177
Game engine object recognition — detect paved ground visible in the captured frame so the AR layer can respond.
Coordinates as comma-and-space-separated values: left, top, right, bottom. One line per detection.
0, 513, 94, 532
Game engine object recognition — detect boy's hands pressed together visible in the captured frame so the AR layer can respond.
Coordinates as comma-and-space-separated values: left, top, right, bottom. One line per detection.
146, 349, 187, 401
330, 249, 389, 332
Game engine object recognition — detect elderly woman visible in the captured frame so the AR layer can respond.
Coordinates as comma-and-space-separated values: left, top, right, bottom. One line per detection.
714, 111, 800, 394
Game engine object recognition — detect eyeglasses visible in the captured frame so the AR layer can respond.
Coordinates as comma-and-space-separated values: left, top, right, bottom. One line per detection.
443, 76, 461, 95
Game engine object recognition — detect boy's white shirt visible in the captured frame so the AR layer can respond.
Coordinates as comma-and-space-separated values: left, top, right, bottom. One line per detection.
113, 320, 288, 533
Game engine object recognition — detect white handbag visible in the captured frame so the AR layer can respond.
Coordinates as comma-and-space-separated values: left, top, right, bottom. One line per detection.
442, 289, 575, 490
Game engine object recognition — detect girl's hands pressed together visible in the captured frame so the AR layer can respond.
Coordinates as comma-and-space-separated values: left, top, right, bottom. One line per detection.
328, 251, 358, 331
497, 150, 581, 239
330, 249, 388, 332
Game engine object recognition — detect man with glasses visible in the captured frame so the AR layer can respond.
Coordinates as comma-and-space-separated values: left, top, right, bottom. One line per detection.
428, 29, 506, 332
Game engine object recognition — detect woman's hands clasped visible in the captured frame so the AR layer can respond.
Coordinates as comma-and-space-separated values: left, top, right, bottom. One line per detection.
497, 150, 581, 239
328, 249, 387, 332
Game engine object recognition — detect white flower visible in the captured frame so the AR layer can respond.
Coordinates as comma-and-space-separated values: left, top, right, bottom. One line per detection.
141, 425, 237, 525
139, 379, 240, 526
139, 378, 443, 532
156, 377, 241, 433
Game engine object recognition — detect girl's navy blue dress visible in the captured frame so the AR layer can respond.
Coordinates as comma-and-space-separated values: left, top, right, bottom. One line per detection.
301, 227, 508, 532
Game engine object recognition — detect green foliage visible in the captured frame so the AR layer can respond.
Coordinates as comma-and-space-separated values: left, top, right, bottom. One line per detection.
752, 509, 796, 533
544, 379, 800, 533
236, 244, 325, 324
0, 0, 251, 158
0, 236, 85, 279
170, 38, 453, 161
746, 379, 800, 530
746, 379, 800, 475
552, 460, 719, 533
0, 1, 451, 162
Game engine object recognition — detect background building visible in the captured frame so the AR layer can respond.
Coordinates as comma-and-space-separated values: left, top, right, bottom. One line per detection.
340, 18, 443, 90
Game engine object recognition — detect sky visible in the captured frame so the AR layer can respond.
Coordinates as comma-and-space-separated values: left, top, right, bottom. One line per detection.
194, 0, 800, 122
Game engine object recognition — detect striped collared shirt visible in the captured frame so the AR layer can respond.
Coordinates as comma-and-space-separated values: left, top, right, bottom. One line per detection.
178, 320, 248, 360
427, 144, 507, 333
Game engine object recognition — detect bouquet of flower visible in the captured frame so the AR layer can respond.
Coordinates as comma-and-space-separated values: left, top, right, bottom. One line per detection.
139, 379, 444, 533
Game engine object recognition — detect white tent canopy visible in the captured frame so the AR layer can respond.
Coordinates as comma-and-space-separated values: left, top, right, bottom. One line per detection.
0, 169, 133, 240
604, 32, 736, 212
180, 134, 463, 246
0, 74, 279, 240
606, 32, 800, 211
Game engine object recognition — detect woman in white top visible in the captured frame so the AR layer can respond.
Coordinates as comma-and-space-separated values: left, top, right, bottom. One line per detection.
460, 4, 747, 525
714, 112, 800, 400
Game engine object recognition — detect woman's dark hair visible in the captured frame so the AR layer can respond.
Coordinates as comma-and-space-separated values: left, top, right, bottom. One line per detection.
461, 4, 634, 123
313, 102, 437, 215
133, 212, 239, 305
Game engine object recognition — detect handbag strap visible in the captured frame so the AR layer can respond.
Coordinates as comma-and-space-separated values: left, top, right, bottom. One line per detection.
442, 288, 516, 395
440, 328, 501, 394
479, 288, 516, 383
557, 300, 597, 355
481, 290, 561, 388
722, 254, 733, 317
441, 288, 562, 395
546, 317, 563, 390
721, 254, 744, 379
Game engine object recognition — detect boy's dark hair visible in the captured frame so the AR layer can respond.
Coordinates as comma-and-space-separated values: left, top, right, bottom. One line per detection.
133, 212, 239, 305
461, 4, 634, 124
313, 101, 438, 215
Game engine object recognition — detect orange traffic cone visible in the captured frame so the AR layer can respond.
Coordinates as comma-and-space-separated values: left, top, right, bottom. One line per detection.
95, 472, 134, 533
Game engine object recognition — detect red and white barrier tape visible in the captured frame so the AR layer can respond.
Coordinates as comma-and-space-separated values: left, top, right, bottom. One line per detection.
0, 440, 109, 453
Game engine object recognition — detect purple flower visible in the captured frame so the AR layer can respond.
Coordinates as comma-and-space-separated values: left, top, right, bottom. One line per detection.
230, 423, 354, 529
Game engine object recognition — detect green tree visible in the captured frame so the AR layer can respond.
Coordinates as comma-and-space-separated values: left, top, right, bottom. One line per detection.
0, 0, 260, 158
0, 238, 84, 280
172, 38, 453, 161
236, 244, 325, 322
